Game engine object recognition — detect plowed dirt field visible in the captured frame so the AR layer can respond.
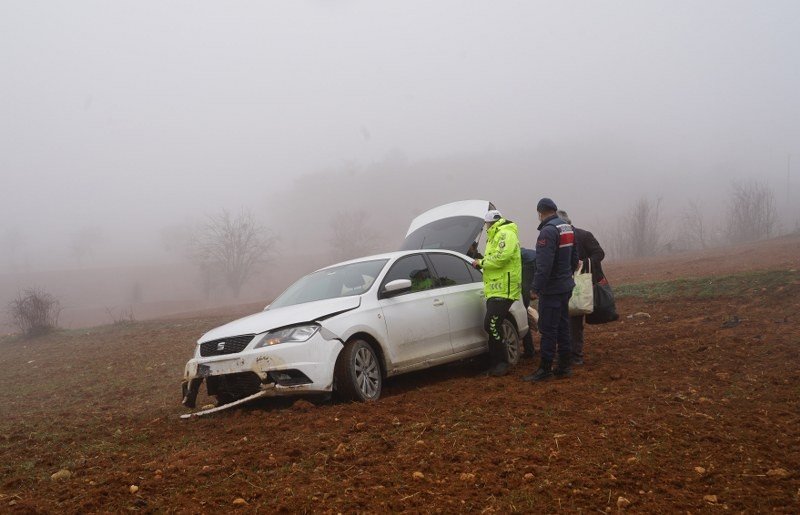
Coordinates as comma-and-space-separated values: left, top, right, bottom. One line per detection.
1, 237, 799, 513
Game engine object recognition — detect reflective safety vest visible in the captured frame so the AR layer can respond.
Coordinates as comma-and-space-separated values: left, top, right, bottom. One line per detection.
478, 218, 522, 300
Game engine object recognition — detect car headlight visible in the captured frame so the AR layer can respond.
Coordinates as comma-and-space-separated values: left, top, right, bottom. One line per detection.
253, 324, 320, 348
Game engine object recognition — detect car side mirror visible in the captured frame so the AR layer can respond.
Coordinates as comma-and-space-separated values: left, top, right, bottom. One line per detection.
382, 279, 412, 296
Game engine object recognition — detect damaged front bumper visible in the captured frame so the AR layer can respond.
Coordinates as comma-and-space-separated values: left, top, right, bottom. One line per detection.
181, 331, 344, 408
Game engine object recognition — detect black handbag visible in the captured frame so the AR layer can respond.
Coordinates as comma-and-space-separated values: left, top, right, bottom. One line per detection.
585, 278, 619, 324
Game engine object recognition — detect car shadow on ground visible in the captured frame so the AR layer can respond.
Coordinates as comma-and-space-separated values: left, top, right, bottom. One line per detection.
232, 353, 538, 414
379, 355, 491, 398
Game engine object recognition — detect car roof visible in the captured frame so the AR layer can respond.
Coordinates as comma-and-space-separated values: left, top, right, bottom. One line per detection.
317, 249, 469, 272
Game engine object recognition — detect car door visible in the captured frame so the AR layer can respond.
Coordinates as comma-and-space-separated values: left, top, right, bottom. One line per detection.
378, 254, 454, 367
427, 252, 487, 353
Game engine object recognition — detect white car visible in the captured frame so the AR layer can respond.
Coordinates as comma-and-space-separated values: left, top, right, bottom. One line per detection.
181, 200, 528, 407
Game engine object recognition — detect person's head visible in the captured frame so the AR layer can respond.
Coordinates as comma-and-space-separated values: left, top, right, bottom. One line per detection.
536, 198, 558, 222
557, 209, 572, 225
484, 209, 503, 229
410, 269, 429, 280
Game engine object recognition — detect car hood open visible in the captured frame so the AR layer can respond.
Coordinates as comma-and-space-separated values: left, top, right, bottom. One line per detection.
401, 199, 495, 254
198, 296, 361, 343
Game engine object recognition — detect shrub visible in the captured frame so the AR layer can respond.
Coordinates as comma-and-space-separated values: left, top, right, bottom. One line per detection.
725, 180, 777, 243
8, 288, 61, 338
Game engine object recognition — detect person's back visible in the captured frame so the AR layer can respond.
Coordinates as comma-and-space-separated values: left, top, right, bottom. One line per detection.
520, 247, 537, 358
520, 248, 537, 298
558, 210, 609, 366
573, 227, 605, 284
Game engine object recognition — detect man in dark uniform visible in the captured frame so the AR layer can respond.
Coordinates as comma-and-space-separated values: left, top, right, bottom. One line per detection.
523, 198, 578, 382
558, 210, 607, 365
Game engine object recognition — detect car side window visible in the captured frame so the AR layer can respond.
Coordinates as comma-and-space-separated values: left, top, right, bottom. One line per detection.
382, 255, 435, 294
428, 253, 474, 287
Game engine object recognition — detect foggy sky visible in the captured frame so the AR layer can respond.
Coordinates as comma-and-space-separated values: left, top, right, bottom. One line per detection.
2, 0, 800, 271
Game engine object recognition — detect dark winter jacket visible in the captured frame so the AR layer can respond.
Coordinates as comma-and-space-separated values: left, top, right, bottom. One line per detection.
532, 214, 579, 295
574, 227, 606, 284
520, 247, 536, 307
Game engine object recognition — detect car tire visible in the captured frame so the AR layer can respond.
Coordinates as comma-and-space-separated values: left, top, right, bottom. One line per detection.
502, 318, 521, 365
334, 339, 382, 402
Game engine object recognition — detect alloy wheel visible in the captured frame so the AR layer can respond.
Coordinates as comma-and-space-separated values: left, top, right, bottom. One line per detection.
502, 320, 521, 365
354, 346, 380, 398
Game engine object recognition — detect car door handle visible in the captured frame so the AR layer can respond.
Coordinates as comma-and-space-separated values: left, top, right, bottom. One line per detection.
433, 299, 444, 306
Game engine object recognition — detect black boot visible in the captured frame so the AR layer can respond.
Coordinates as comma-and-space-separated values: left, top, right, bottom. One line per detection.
485, 336, 510, 377
523, 359, 552, 382
522, 332, 536, 359
488, 361, 509, 377
554, 355, 572, 379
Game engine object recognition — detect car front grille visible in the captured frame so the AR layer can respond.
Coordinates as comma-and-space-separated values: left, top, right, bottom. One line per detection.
207, 372, 263, 400
199, 334, 256, 357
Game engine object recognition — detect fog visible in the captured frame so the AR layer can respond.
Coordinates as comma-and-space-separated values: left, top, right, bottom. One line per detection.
2, 1, 799, 329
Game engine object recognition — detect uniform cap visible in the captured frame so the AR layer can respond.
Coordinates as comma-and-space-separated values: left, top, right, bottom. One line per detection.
484, 210, 503, 223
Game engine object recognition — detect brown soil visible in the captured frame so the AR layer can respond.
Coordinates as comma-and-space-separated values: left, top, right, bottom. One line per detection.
1, 237, 798, 513
606, 234, 800, 285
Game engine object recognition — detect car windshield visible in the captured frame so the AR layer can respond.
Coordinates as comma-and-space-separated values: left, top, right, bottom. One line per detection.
269, 259, 389, 309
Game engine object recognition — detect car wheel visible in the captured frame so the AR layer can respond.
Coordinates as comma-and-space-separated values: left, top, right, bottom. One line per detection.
334, 339, 382, 402
502, 319, 521, 365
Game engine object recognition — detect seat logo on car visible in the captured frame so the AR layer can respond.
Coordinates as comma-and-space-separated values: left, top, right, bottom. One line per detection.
217, 342, 226, 351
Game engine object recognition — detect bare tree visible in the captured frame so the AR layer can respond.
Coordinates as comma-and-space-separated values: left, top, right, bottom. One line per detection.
611, 197, 662, 259
680, 199, 708, 251
105, 305, 136, 326
328, 210, 381, 261
725, 180, 777, 243
8, 288, 61, 338
197, 261, 224, 301
70, 226, 104, 266
189, 210, 277, 298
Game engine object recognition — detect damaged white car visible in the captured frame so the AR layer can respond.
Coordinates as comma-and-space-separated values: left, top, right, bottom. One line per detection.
181, 200, 528, 411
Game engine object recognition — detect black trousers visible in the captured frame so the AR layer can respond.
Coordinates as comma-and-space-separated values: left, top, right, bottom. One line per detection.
538, 292, 571, 363
485, 298, 513, 366
570, 315, 584, 359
